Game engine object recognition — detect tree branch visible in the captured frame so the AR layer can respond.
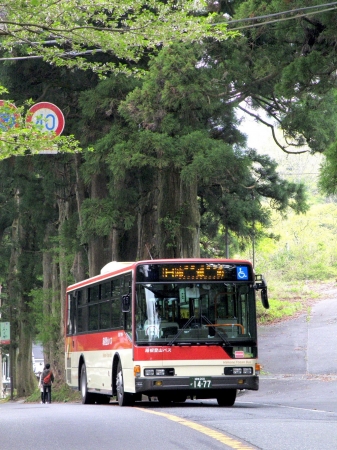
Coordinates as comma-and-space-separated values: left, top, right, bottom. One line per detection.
238, 105, 309, 154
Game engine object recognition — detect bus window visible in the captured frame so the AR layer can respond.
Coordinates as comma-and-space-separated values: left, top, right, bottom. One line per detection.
100, 300, 111, 330
110, 298, 120, 328
101, 281, 112, 300
88, 304, 99, 331
89, 284, 100, 303
66, 293, 72, 335
77, 304, 88, 333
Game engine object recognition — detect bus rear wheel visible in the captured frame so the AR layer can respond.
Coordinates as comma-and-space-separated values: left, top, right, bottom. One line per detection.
116, 361, 134, 407
80, 364, 96, 404
216, 389, 237, 407
157, 394, 172, 405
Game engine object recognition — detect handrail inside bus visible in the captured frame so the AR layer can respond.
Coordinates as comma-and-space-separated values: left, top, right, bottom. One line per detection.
205, 323, 245, 334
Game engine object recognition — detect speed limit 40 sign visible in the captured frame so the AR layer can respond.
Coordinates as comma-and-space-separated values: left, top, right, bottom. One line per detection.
26, 102, 65, 137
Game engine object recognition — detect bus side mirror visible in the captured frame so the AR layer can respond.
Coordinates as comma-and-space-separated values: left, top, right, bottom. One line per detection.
122, 294, 131, 313
261, 288, 269, 309
255, 275, 269, 309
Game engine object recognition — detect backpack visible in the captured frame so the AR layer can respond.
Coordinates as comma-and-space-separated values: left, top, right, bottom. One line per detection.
43, 371, 52, 385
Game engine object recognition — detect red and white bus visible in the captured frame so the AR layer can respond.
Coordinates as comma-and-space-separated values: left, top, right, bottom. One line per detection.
65, 259, 269, 406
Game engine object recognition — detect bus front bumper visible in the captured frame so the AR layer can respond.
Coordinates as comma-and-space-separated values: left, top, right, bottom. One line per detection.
135, 375, 259, 395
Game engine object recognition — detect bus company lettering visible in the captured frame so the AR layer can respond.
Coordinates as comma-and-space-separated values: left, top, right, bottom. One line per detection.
145, 348, 172, 353
102, 337, 112, 346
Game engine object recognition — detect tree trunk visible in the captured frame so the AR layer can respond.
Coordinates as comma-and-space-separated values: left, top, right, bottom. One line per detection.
7, 214, 20, 395
88, 173, 111, 276
178, 175, 200, 258
136, 166, 201, 259
9, 190, 36, 397
72, 153, 88, 282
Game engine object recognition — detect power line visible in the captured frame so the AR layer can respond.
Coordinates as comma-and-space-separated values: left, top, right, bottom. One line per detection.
227, 6, 337, 32
225, 2, 337, 25
0, 2, 336, 62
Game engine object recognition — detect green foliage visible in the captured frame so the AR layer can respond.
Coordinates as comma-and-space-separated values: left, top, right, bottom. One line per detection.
30, 288, 61, 346
26, 380, 81, 403
252, 203, 337, 281
1, 1, 233, 75
0, 95, 81, 159
319, 140, 337, 196
257, 298, 302, 324
256, 280, 320, 324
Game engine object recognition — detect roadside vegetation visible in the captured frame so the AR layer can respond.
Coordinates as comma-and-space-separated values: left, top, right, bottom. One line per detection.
251, 201, 337, 324
25, 380, 81, 404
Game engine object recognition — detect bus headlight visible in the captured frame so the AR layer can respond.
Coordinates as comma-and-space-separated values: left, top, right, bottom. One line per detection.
225, 367, 254, 375
144, 368, 175, 376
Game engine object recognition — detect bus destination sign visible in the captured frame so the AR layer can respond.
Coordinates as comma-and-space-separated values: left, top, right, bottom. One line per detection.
136, 263, 253, 282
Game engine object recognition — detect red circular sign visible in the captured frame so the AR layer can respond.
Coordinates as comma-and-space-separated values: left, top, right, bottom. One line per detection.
26, 102, 65, 137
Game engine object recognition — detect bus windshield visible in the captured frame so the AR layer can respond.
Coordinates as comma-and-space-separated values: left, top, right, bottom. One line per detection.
135, 282, 257, 345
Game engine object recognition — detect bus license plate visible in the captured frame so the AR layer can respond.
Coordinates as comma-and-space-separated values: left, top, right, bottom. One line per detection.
189, 377, 212, 389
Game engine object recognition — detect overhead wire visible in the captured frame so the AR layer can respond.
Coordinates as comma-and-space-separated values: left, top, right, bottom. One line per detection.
226, 6, 337, 32
0, 2, 336, 61
224, 1, 337, 25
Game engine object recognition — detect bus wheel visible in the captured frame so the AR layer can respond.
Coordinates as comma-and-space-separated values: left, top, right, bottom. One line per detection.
157, 394, 172, 405
172, 395, 187, 403
80, 364, 95, 405
216, 389, 237, 407
116, 361, 134, 407
95, 394, 110, 405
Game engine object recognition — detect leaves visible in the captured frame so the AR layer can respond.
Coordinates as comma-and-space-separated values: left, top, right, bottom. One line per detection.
1, 1, 233, 74
0, 97, 82, 159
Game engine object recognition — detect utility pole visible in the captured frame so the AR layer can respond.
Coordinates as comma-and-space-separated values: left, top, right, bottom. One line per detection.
0, 286, 2, 398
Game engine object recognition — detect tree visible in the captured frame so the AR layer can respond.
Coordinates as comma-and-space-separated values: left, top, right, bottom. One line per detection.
204, 0, 337, 155
1, 1, 231, 74
115, 43, 307, 258
1, 0, 327, 395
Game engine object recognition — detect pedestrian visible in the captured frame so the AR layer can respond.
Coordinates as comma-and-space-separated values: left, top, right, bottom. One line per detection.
42, 363, 54, 404
38, 371, 44, 403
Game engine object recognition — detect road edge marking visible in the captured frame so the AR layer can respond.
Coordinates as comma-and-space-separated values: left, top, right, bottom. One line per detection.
135, 407, 256, 449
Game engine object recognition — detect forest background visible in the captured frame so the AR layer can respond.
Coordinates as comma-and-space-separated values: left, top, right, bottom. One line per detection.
1, 1, 337, 398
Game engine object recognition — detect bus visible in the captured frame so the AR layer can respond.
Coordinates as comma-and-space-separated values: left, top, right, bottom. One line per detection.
65, 259, 269, 407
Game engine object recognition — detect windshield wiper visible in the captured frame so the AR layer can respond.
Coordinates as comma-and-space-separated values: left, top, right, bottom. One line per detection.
168, 316, 196, 346
201, 315, 231, 346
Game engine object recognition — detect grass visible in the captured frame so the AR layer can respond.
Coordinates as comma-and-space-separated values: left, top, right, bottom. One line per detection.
25, 379, 81, 403
256, 279, 330, 325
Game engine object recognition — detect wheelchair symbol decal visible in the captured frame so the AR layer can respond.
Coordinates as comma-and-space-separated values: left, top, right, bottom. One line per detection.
236, 266, 248, 280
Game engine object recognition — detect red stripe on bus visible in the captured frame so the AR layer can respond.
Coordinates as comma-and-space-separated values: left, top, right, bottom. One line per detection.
133, 346, 232, 361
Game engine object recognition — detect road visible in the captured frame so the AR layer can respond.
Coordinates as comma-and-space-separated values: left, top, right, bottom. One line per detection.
0, 294, 336, 450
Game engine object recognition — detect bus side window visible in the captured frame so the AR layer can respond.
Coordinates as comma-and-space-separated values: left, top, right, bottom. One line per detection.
67, 293, 72, 335
123, 274, 132, 331
77, 288, 88, 333
100, 300, 111, 330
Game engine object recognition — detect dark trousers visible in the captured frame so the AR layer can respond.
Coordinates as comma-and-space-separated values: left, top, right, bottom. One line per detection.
43, 385, 52, 403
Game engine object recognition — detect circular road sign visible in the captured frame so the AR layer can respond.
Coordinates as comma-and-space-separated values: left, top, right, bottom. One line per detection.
0, 100, 20, 131
26, 102, 65, 137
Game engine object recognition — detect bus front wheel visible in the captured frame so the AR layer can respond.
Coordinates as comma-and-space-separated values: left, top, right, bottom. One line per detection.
216, 389, 237, 407
80, 364, 96, 404
116, 361, 134, 407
